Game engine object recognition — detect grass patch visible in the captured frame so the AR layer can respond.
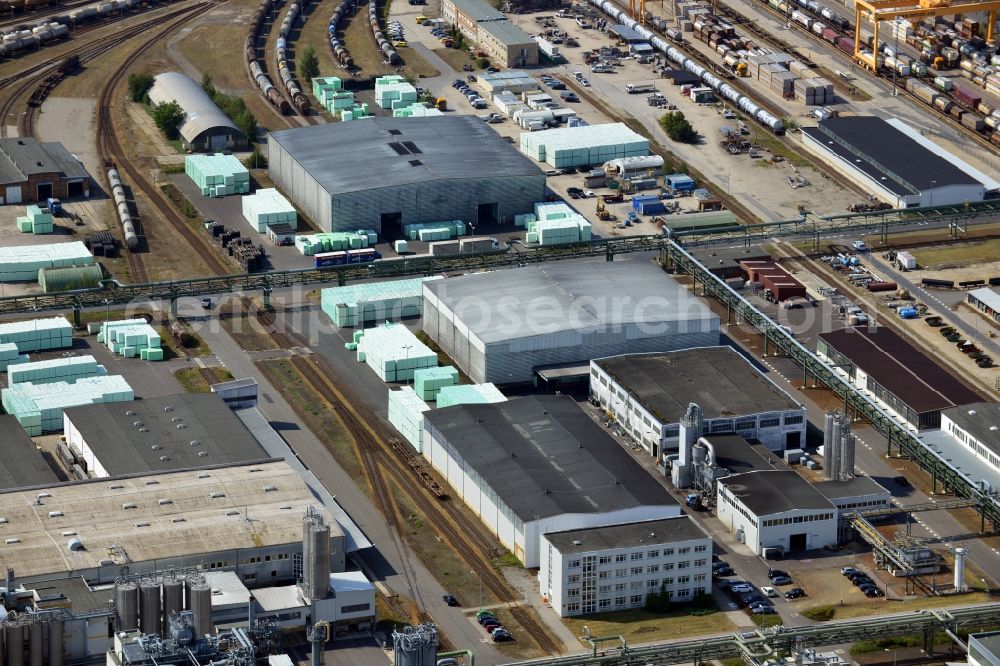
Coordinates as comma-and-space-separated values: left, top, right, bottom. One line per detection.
162, 163, 185, 175
398, 46, 440, 78
158, 183, 200, 220
255, 357, 362, 479
721, 659, 745, 666
342, 3, 386, 76
802, 605, 837, 622
913, 238, 1000, 270
433, 47, 477, 71
562, 600, 733, 646
862, 221, 1000, 249
750, 132, 809, 167
173, 367, 235, 393
750, 613, 783, 628
220, 308, 279, 352
491, 551, 524, 570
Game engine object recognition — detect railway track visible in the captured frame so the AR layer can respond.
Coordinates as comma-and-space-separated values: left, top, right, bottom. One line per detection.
95, 1, 234, 283
249, 305, 563, 654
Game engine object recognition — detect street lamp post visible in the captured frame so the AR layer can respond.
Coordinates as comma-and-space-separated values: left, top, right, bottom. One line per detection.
402, 344, 413, 385
471, 569, 482, 611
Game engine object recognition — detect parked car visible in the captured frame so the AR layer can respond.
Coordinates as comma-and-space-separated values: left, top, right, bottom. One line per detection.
750, 603, 776, 614
853, 577, 873, 587
730, 583, 753, 594
771, 575, 793, 586
491, 628, 512, 642
767, 569, 789, 580
864, 587, 884, 597
785, 588, 806, 599
761, 586, 777, 598
467, 74, 477, 82
841, 567, 859, 576
483, 622, 502, 633
713, 567, 735, 577
544, 169, 564, 176
472, 99, 488, 109
562, 92, 579, 102
452, 79, 464, 87
442, 594, 458, 606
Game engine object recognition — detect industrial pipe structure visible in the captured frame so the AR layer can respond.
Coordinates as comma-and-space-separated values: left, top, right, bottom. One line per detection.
498, 603, 1000, 666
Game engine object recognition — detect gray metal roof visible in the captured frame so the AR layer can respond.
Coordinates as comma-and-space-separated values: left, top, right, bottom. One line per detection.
943, 402, 1000, 458
268, 116, 541, 196
0, 138, 89, 185
803, 116, 981, 194
63, 393, 267, 475
718, 471, 834, 516
594, 347, 801, 424
609, 24, 646, 41
448, 0, 505, 21
813, 475, 889, 501
423, 395, 677, 521
148, 72, 243, 146
479, 19, 534, 46
705, 435, 785, 475
0, 414, 59, 491
425, 256, 718, 344
969, 288, 1000, 313
544, 517, 707, 554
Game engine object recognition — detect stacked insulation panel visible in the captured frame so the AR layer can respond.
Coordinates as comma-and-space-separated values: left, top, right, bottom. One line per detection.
312, 76, 362, 114
320, 276, 443, 327
519, 123, 649, 168
8, 355, 106, 385
393, 104, 444, 118
375, 74, 418, 110
793, 76, 834, 105
185, 153, 250, 197
436, 383, 507, 408
242, 188, 298, 233
17, 205, 54, 234
2, 374, 134, 435
295, 231, 374, 255
387, 386, 430, 452
413, 365, 458, 401
0, 316, 72, 352
402, 221, 466, 241
340, 104, 372, 121
0, 242, 93, 282
99, 319, 164, 361
0, 343, 28, 372
356, 322, 437, 382
525, 203, 592, 245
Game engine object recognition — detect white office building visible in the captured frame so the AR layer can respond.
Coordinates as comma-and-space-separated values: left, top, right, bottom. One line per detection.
716, 471, 838, 556
539, 517, 713, 617
590, 347, 806, 458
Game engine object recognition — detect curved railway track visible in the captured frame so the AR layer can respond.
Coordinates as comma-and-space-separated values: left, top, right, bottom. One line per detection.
95, 1, 233, 283
251, 310, 563, 654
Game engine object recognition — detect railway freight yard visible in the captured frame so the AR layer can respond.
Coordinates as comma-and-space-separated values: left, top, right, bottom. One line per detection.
1, 0, 1000, 661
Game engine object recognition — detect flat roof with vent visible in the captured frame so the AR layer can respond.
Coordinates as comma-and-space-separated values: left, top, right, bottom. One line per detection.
0, 414, 59, 491
267, 116, 541, 196
63, 393, 266, 475
943, 402, 1000, 457
543, 516, 708, 554
0, 460, 341, 580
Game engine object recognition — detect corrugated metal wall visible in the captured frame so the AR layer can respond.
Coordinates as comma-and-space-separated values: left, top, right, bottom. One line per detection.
333, 175, 545, 233
267, 137, 332, 232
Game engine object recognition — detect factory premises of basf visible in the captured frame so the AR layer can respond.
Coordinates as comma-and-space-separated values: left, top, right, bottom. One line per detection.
2, 0, 1000, 658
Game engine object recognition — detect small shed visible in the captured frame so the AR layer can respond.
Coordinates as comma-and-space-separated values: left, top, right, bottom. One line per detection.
665, 173, 695, 191
266, 223, 296, 246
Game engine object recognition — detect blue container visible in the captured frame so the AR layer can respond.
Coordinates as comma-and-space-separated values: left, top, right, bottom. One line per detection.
631, 195, 659, 211
638, 201, 667, 215
898, 307, 917, 319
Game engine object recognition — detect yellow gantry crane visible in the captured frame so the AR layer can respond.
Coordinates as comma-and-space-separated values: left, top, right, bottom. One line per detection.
853, 0, 1000, 70
629, 0, 674, 25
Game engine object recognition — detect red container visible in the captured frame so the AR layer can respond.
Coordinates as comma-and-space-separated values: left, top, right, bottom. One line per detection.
821, 27, 838, 43
953, 85, 982, 108
867, 281, 898, 292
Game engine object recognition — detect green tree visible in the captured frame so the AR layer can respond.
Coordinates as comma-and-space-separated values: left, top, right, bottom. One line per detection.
151, 101, 185, 139
245, 145, 267, 169
299, 45, 320, 83
235, 109, 257, 141
475, 56, 490, 69
644, 582, 672, 613
127, 73, 154, 103
200, 72, 217, 99
659, 111, 698, 144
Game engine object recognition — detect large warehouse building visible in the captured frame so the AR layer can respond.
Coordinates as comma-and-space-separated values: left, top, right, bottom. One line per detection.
63, 393, 266, 477
941, 403, 1000, 475
818, 327, 980, 430
590, 347, 806, 458
0, 460, 346, 585
268, 116, 546, 234
441, 0, 538, 67
801, 116, 999, 208
148, 72, 248, 152
0, 414, 59, 489
539, 517, 712, 617
423, 395, 682, 568
423, 257, 720, 385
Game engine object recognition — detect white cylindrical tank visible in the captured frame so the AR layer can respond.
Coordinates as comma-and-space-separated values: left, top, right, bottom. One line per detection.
954, 548, 967, 591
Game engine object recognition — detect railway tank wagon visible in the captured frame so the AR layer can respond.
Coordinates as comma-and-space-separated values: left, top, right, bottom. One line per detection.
326, 0, 354, 68
247, 0, 292, 114
275, 0, 311, 113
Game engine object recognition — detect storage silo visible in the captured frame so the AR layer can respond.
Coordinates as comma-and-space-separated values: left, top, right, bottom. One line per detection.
28, 620, 42, 666
189, 582, 213, 638
115, 582, 139, 631
302, 506, 331, 601
392, 625, 439, 666
162, 578, 184, 635
825, 414, 842, 481
48, 617, 64, 666
6, 624, 24, 665
139, 581, 161, 636
839, 431, 856, 480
